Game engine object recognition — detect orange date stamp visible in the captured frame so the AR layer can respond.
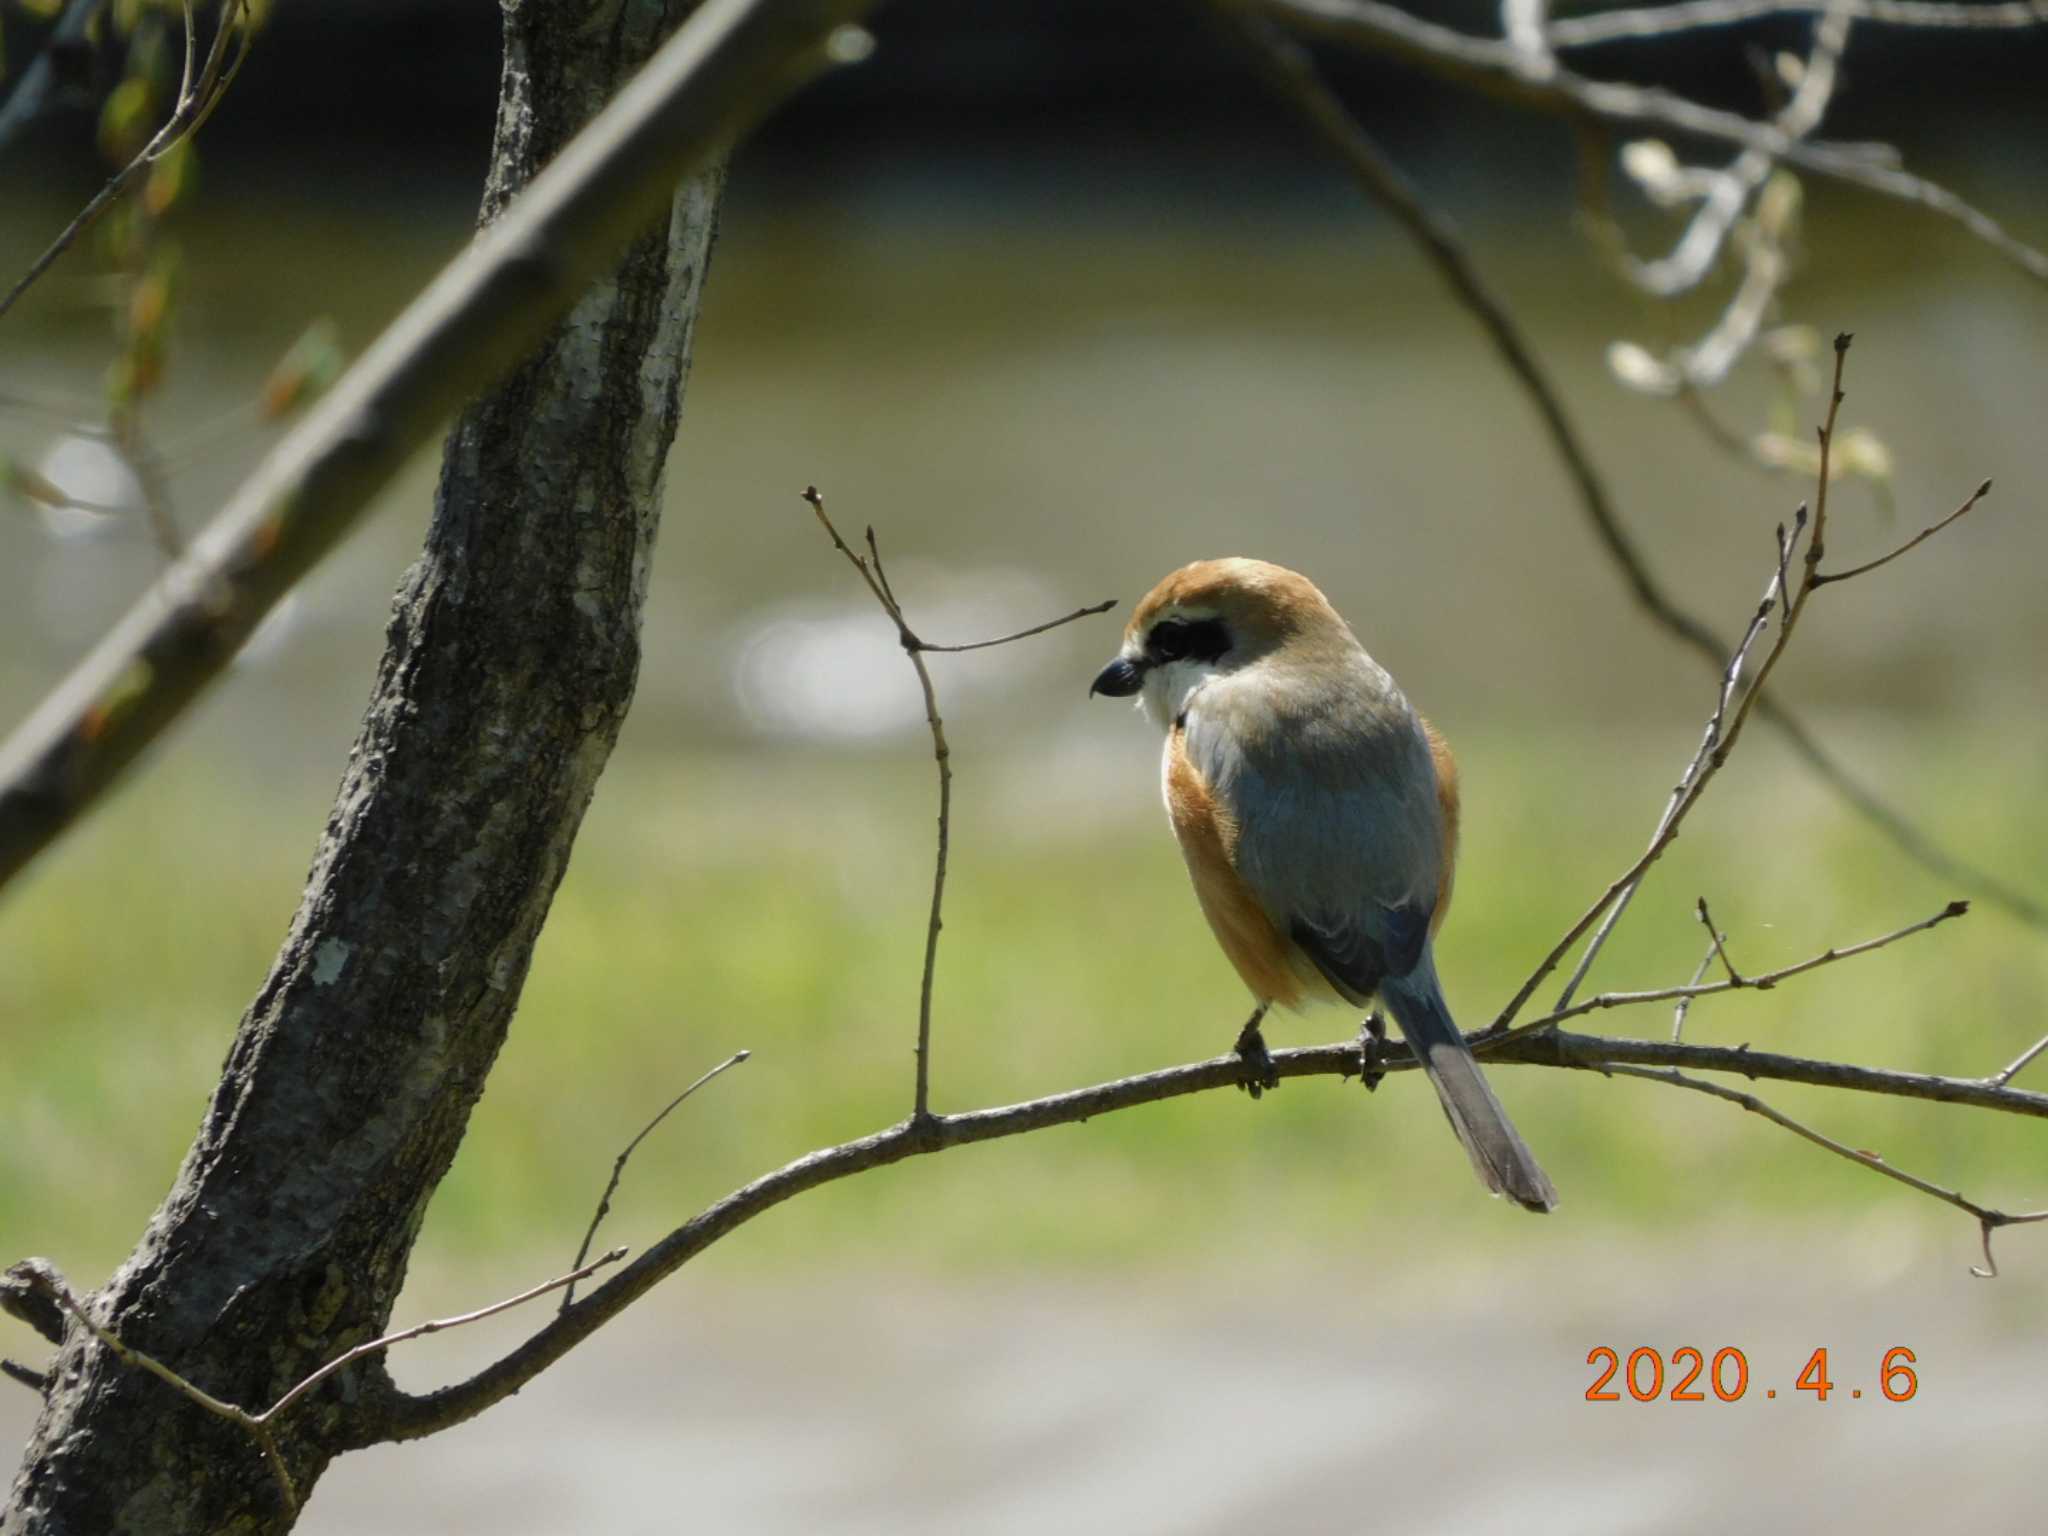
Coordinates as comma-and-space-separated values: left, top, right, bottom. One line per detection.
1585, 1346, 1918, 1403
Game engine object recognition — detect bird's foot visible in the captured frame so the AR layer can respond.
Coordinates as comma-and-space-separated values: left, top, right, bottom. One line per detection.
1234, 1012, 1279, 1099
1358, 1011, 1388, 1092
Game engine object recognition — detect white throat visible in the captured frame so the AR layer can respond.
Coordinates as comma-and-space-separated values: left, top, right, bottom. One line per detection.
1140, 656, 1224, 731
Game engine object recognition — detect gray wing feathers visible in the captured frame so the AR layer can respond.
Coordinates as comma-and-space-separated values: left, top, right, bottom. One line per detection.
1184, 659, 1443, 968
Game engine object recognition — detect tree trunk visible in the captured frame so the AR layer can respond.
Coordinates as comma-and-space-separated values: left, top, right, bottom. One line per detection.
4, 3, 718, 1530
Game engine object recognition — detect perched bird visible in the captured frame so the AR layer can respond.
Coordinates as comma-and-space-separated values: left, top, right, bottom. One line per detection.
1090, 558, 1556, 1212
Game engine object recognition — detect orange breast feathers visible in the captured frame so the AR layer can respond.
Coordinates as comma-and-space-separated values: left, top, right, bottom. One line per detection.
1163, 722, 1311, 1008
1422, 716, 1460, 933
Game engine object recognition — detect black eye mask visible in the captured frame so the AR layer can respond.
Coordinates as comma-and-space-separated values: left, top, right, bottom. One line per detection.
1147, 617, 1230, 664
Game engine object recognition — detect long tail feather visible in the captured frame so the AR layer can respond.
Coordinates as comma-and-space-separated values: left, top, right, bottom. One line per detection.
1381, 964, 1558, 1213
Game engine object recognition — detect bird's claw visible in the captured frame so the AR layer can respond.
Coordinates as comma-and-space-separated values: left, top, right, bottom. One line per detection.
1234, 1018, 1280, 1099
1358, 1011, 1388, 1092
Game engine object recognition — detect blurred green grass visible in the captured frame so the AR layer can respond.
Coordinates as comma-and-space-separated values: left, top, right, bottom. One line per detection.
4, 714, 2043, 1288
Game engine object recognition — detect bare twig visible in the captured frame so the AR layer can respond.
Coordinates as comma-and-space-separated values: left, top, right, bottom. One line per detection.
0, 0, 254, 323
1603, 1065, 2048, 1276
916, 601, 1118, 652
1502, 337, 1992, 1028
0, 0, 880, 897
2, 1358, 47, 1394
1696, 896, 1745, 984
14, 1257, 299, 1511
1252, 0, 2048, 284
801, 487, 1114, 1122
1990, 1033, 2048, 1089
804, 488, 949, 1120
1221, 7, 2043, 932
1540, 517, 1790, 1017
6, 1246, 630, 1513
356, 1018, 2048, 1447
1812, 477, 1992, 586
1549, 0, 2048, 47
561, 1049, 750, 1313
1670, 937, 1719, 1042
262, 1248, 627, 1424
1498, 898, 1970, 1043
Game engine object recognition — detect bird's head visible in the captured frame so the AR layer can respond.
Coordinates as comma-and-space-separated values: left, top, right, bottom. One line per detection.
1088, 557, 1348, 729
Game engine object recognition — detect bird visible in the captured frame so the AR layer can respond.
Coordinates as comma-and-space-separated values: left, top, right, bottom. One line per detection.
1089, 557, 1557, 1212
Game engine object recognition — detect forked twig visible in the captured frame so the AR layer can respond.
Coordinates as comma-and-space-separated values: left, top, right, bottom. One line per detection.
1990, 1033, 2048, 1090
0, 0, 255, 323
8, 1247, 628, 1513
802, 486, 1113, 1123
561, 1049, 750, 1312
1811, 478, 1993, 586
1502, 899, 1969, 1041
1696, 896, 1745, 985
1604, 1065, 2048, 1277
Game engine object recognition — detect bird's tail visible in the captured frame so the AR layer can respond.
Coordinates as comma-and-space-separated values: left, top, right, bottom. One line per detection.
1381, 961, 1558, 1213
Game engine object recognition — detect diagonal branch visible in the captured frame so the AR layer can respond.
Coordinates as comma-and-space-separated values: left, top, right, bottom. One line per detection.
1601, 1065, 2048, 1277
561, 1049, 751, 1312
0, 0, 880, 899
1249, 0, 2048, 284
1219, 6, 2045, 933
349, 1015, 2048, 1449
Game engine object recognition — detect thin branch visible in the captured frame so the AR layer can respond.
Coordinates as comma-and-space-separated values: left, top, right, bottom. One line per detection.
1550, 0, 2048, 47
12, 1258, 298, 1511
804, 488, 948, 1120
354, 1019, 2048, 1448
0, 0, 253, 324
1670, 937, 1719, 1042
561, 1050, 750, 1312
1812, 476, 1992, 586
4, 1246, 631, 1514
1696, 896, 1745, 984
1252, 0, 2048, 284
1603, 1065, 2048, 1276
0, 0, 880, 897
1513, 336, 1984, 1027
2, 1358, 47, 1394
1220, 5, 2046, 933
1990, 1033, 2048, 1089
261, 1248, 627, 1425
1499, 898, 1970, 1042
915, 600, 1118, 652
1544, 527, 1786, 1014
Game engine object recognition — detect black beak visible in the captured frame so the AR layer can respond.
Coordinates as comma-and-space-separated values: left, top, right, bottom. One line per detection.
1089, 656, 1145, 698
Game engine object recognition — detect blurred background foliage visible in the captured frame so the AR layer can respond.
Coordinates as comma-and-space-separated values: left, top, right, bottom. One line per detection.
0, 0, 2044, 1294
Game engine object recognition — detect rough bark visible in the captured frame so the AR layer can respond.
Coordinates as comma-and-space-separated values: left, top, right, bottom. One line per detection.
4, 3, 718, 1530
